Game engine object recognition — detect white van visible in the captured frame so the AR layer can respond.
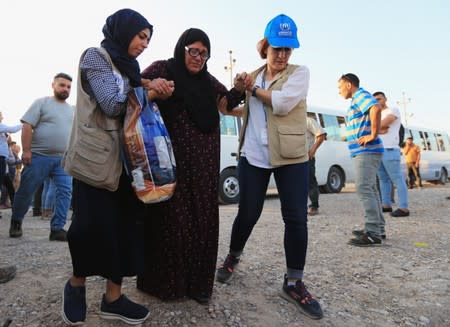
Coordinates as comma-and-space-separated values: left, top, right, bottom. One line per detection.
219, 106, 450, 204
219, 107, 354, 204
219, 106, 353, 204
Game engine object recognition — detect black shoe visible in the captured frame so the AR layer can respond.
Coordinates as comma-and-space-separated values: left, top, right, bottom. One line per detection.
280, 275, 323, 320
100, 294, 150, 325
349, 232, 382, 247
189, 292, 210, 305
9, 220, 22, 238
32, 208, 42, 217
390, 209, 409, 217
0, 265, 17, 284
382, 207, 393, 213
307, 207, 319, 216
352, 229, 386, 240
61, 280, 86, 326
216, 254, 240, 283
49, 229, 68, 242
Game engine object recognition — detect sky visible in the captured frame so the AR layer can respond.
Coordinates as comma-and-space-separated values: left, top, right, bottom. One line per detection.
1, 0, 449, 143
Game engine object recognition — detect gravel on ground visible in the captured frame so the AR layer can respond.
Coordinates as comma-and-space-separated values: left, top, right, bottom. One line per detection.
0, 183, 449, 327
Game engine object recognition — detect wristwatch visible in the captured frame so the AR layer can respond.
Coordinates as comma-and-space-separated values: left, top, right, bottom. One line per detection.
252, 85, 260, 97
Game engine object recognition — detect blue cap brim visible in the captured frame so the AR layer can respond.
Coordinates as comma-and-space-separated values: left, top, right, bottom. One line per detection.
268, 37, 300, 49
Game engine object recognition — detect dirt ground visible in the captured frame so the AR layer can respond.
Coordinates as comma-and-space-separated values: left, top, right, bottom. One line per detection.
0, 183, 449, 327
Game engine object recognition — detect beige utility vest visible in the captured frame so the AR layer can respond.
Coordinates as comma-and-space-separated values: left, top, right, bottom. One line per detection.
62, 47, 123, 191
238, 64, 308, 166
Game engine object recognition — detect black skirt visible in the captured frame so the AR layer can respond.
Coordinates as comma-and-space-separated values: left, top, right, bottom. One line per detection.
67, 172, 145, 284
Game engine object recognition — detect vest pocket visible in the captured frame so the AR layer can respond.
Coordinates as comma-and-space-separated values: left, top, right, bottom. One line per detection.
63, 124, 122, 191
278, 125, 306, 158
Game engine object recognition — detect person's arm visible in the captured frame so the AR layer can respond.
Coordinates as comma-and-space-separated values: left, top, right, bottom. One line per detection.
358, 104, 381, 146
403, 144, 411, 155
81, 48, 129, 117
217, 95, 243, 118
210, 74, 246, 110
0, 123, 22, 134
221, 106, 243, 118
251, 86, 272, 107
267, 66, 310, 116
308, 133, 326, 158
379, 114, 397, 134
21, 123, 33, 166
415, 147, 421, 167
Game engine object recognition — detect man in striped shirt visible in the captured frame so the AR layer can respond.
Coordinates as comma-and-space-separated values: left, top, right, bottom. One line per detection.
338, 73, 384, 246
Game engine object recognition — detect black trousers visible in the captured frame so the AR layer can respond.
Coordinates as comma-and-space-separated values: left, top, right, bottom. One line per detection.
67, 172, 145, 284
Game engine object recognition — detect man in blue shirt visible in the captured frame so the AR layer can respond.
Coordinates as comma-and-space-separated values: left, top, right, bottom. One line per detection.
338, 73, 384, 246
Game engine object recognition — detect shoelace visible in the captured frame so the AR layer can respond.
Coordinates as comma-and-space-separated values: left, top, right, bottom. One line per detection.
219, 255, 237, 272
293, 282, 314, 304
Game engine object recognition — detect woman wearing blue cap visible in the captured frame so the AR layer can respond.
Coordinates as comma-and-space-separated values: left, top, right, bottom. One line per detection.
217, 14, 323, 319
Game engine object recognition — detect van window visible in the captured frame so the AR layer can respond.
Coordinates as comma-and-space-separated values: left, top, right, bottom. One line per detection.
410, 129, 427, 150
318, 114, 341, 141
337, 116, 347, 141
423, 132, 439, 151
436, 133, 450, 152
307, 112, 317, 120
404, 128, 412, 140
220, 114, 238, 136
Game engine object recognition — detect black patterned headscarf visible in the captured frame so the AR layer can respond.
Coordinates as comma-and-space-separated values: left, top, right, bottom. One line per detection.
101, 8, 153, 87
164, 28, 218, 133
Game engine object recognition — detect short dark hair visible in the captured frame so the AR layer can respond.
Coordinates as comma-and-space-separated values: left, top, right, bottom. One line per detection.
54, 72, 72, 82
340, 73, 360, 88
372, 91, 385, 97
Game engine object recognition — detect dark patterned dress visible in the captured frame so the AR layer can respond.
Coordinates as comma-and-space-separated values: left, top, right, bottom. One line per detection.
137, 60, 243, 300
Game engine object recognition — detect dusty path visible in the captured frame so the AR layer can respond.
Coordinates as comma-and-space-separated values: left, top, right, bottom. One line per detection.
0, 184, 449, 326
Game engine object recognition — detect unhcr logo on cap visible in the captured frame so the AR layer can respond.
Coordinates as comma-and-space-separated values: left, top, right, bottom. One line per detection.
278, 23, 293, 37
264, 14, 300, 48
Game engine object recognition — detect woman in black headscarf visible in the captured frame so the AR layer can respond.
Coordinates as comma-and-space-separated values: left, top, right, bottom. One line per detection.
62, 9, 163, 325
137, 28, 249, 303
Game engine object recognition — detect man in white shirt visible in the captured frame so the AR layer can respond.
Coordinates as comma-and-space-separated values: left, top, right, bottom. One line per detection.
306, 116, 326, 215
373, 92, 409, 218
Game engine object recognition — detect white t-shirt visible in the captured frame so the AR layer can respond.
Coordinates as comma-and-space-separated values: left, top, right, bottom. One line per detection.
240, 65, 310, 168
379, 106, 401, 149
306, 117, 326, 151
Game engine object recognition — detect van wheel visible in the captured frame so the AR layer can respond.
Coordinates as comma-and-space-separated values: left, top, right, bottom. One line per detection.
439, 168, 448, 185
219, 168, 240, 204
323, 166, 345, 193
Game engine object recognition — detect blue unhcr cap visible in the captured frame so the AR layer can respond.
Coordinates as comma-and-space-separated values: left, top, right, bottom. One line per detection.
264, 14, 300, 48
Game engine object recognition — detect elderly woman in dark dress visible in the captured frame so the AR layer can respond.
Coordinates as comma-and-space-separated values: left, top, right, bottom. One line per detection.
137, 28, 248, 303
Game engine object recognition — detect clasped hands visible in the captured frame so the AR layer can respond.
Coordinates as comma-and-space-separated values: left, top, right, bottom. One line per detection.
141, 78, 175, 100
233, 72, 254, 93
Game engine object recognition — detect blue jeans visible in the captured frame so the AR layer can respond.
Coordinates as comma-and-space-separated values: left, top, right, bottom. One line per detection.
353, 153, 385, 235
229, 157, 309, 271
42, 177, 56, 210
377, 148, 408, 209
12, 154, 72, 230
